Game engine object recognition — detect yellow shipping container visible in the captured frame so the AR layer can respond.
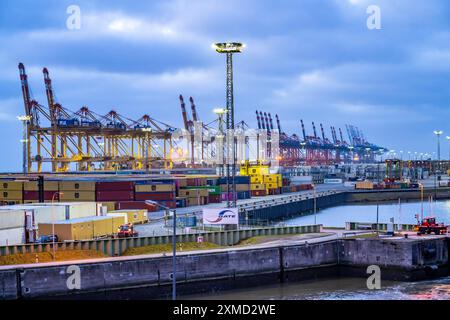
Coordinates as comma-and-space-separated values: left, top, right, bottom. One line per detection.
92, 217, 112, 238
62, 191, 96, 202
100, 201, 116, 212
0, 181, 24, 191
250, 176, 263, 184
135, 184, 174, 193
247, 167, 269, 176
24, 181, 58, 191
251, 183, 266, 191
179, 189, 208, 198
187, 198, 201, 206
111, 216, 125, 233
263, 174, 277, 184
58, 181, 96, 191
236, 184, 250, 192
275, 174, 283, 187
0, 190, 23, 200
39, 220, 93, 241
266, 183, 278, 190
356, 181, 374, 190
109, 210, 147, 224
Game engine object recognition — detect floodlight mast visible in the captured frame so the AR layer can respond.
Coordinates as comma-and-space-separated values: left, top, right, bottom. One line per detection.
214, 42, 244, 208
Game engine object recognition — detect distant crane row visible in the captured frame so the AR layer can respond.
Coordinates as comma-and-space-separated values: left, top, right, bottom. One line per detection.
255, 110, 385, 166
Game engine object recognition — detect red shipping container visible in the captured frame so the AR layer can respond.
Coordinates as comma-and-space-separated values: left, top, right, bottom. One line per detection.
96, 191, 134, 201
23, 191, 60, 201
251, 190, 267, 197
208, 194, 221, 203
134, 192, 175, 201
95, 181, 135, 191
115, 201, 157, 212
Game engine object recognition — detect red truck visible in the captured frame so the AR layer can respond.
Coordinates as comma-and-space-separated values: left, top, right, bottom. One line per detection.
416, 217, 447, 235
117, 223, 139, 238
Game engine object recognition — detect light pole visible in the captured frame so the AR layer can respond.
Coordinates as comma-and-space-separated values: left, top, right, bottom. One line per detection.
349, 146, 354, 164
213, 42, 244, 208
446, 136, 450, 161
142, 128, 152, 174
51, 192, 63, 261
301, 142, 306, 164
145, 200, 177, 300
17, 115, 31, 174
213, 108, 227, 177
312, 184, 317, 225
418, 182, 424, 221
434, 130, 443, 168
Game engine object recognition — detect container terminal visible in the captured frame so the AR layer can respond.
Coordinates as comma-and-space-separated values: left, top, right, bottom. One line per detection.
1, 46, 450, 300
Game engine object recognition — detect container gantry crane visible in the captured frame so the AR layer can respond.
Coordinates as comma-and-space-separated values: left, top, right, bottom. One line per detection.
18, 63, 174, 172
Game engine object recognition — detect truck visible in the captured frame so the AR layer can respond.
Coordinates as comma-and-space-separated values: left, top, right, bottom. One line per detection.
116, 223, 138, 238
416, 217, 448, 236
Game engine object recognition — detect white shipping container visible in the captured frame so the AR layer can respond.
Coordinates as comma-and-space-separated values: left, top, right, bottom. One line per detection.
344, 181, 356, 187
324, 179, 343, 184
21, 202, 97, 220
290, 176, 313, 185
0, 209, 26, 230
1, 205, 66, 224
0, 227, 26, 246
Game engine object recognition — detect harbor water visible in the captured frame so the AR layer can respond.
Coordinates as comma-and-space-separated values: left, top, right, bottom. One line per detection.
188, 199, 450, 300
279, 199, 450, 228
187, 277, 450, 300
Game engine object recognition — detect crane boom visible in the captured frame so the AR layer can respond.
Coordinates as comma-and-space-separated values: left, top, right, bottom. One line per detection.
268, 113, 274, 131
320, 123, 326, 141
189, 96, 199, 122
276, 114, 282, 133
256, 110, 261, 129
259, 111, 266, 130
179, 95, 190, 131
300, 120, 306, 140
264, 112, 270, 133
18, 63, 32, 117
312, 122, 318, 139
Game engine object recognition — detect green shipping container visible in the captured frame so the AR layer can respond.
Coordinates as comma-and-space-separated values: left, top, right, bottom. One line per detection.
184, 185, 221, 195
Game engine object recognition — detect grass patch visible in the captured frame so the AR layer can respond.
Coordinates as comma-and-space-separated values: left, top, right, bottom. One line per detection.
344, 233, 378, 239
122, 242, 222, 256
237, 233, 326, 246
0, 250, 106, 266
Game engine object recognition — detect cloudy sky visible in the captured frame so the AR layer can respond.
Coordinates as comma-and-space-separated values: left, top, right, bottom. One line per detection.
0, 0, 449, 171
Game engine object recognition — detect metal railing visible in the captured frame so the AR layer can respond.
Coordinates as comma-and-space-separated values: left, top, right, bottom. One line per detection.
0, 224, 321, 257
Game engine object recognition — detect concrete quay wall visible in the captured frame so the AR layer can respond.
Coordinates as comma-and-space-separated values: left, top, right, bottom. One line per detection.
1, 238, 448, 300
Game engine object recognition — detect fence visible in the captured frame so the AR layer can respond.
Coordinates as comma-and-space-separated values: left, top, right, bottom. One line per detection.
345, 222, 416, 231
0, 224, 321, 257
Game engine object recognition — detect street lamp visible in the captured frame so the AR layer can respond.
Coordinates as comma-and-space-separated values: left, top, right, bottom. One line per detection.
51, 192, 63, 261
145, 200, 177, 300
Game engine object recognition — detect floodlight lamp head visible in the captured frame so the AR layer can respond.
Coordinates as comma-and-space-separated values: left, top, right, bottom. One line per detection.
213, 108, 227, 115
213, 42, 244, 53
